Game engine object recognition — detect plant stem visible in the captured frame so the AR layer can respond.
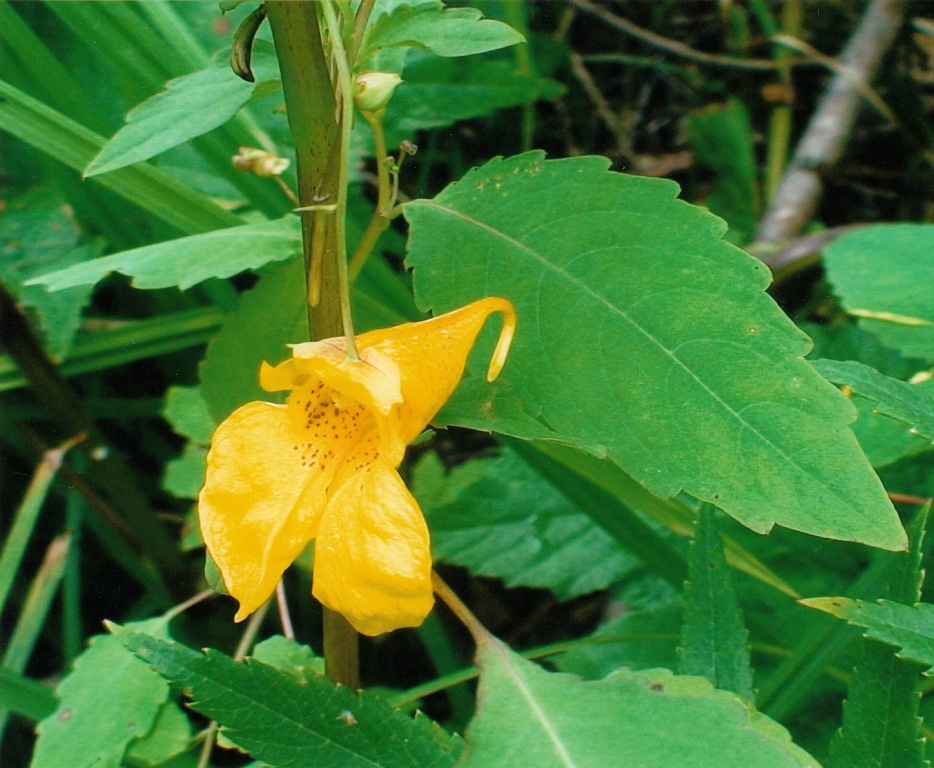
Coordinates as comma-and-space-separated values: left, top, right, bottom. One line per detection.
266, 0, 360, 689
349, 111, 392, 280
321, 0, 360, 360
432, 571, 491, 646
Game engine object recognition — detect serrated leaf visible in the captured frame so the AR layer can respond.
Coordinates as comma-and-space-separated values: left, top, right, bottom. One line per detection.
405, 152, 905, 551
465, 637, 820, 767
85, 51, 280, 177
414, 450, 637, 600
806, 322, 932, 467
801, 597, 934, 673
113, 627, 464, 768
678, 505, 754, 700
358, 2, 523, 69
28, 215, 301, 292
163, 386, 217, 444
31, 620, 172, 768
812, 359, 934, 443
828, 506, 930, 768
823, 224, 934, 361
0, 189, 95, 358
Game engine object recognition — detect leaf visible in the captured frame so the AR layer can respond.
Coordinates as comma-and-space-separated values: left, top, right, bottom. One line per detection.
358, 2, 523, 69
823, 224, 934, 361
383, 53, 563, 144
31, 620, 172, 768
687, 99, 760, 245
125, 701, 193, 768
828, 506, 930, 768
249, 636, 325, 680
0, 189, 96, 358
800, 598, 934, 673
413, 450, 637, 600
465, 637, 821, 767
163, 386, 216, 444
405, 152, 905, 551
162, 442, 207, 499
27, 215, 301, 292
113, 626, 464, 768
806, 322, 931, 467
85, 50, 281, 177
678, 505, 754, 700
812, 359, 934, 443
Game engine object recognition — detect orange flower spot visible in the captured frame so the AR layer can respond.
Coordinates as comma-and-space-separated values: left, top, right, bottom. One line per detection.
199, 298, 516, 635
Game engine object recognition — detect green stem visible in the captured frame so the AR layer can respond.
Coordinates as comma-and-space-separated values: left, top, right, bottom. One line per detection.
267, 0, 360, 690
349, 111, 392, 280
321, 0, 359, 360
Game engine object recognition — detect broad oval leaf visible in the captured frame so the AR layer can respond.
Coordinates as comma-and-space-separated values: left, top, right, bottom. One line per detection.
823, 224, 934, 362
404, 152, 905, 551
466, 637, 820, 767
27, 216, 301, 292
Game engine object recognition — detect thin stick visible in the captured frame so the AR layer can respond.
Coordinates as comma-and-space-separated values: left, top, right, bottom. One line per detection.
569, 0, 811, 72
431, 571, 490, 646
349, 0, 376, 64
755, 0, 907, 244
276, 580, 295, 640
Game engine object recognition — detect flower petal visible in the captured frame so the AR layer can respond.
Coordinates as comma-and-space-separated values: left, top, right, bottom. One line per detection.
358, 297, 515, 443
312, 455, 433, 636
200, 401, 333, 621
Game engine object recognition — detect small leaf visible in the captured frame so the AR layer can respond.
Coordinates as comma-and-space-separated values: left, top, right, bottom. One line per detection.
828, 506, 930, 768
162, 442, 207, 499
31, 620, 171, 768
125, 701, 193, 768
358, 2, 523, 69
163, 386, 217, 444
405, 152, 906, 551
465, 637, 821, 767
678, 505, 754, 700
250, 636, 325, 680
28, 215, 301, 292
85, 51, 281, 177
812, 359, 934, 443
113, 627, 464, 768
801, 597, 934, 673
414, 450, 637, 600
823, 224, 934, 361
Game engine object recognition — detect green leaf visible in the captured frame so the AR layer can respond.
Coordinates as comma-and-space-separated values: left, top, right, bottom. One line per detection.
414, 450, 637, 600
687, 99, 760, 245
812, 359, 934, 443
828, 506, 930, 768
678, 505, 754, 700
0, 76, 241, 235
162, 442, 207, 499
358, 2, 523, 69
0, 668, 58, 721
28, 215, 301, 292
806, 322, 932, 467
0, 189, 95, 359
85, 51, 280, 177
31, 620, 172, 768
383, 53, 563, 144
465, 637, 821, 767
163, 386, 217, 444
823, 224, 934, 361
800, 597, 934, 673
250, 636, 325, 680
405, 152, 905, 551
125, 701, 194, 768
113, 626, 464, 768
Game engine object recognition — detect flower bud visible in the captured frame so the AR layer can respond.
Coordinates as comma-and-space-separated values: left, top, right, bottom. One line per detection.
232, 147, 290, 177
353, 72, 402, 114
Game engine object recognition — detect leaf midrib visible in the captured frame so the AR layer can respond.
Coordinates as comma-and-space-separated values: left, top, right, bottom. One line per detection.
417, 200, 861, 519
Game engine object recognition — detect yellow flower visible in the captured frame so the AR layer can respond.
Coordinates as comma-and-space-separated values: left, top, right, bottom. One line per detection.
199, 297, 516, 636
